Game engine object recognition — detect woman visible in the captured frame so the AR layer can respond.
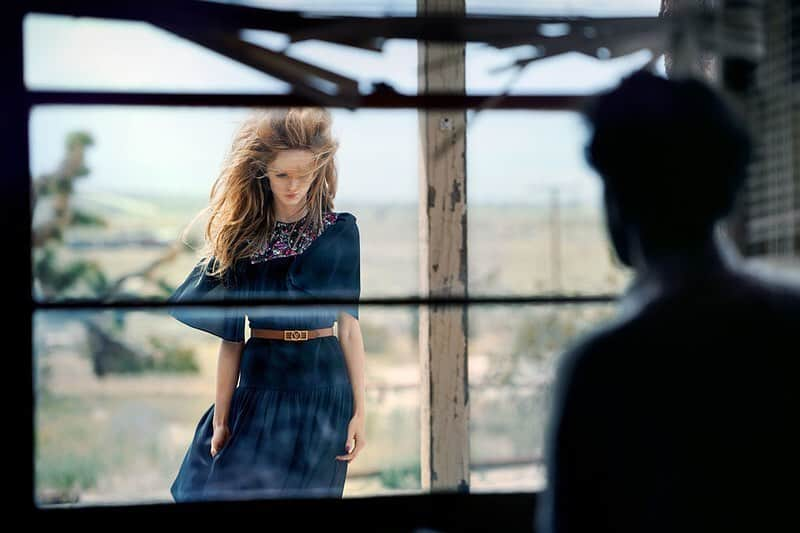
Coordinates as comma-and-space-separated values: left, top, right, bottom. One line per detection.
167, 108, 366, 502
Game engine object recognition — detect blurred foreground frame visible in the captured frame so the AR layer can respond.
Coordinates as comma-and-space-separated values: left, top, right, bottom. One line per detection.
8, 0, 798, 530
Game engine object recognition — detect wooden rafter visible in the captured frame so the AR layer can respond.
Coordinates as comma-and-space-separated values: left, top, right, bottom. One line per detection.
16, 0, 721, 110
149, 20, 361, 107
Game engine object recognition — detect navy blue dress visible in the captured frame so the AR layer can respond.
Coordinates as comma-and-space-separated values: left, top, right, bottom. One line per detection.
167, 211, 359, 502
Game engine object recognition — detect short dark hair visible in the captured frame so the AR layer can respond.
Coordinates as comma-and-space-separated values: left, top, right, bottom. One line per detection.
584, 70, 752, 239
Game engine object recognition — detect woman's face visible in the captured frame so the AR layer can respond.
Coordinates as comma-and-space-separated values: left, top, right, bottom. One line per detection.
266, 149, 316, 214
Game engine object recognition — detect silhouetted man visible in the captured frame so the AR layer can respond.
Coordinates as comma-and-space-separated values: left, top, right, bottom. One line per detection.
535, 70, 800, 533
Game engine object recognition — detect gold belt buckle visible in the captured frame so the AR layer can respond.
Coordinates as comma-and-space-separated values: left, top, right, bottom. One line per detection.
283, 330, 309, 341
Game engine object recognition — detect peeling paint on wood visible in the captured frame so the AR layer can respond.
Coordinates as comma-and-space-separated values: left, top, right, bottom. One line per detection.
450, 180, 462, 211
418, 0, 469, 495
428, 185, 436, 209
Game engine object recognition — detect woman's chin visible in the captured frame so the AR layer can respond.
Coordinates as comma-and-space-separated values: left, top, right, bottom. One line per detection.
280, 196, 304, 207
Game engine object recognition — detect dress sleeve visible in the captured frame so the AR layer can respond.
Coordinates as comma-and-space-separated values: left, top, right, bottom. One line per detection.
167, 257, 247, 343
288, 213, 361, 320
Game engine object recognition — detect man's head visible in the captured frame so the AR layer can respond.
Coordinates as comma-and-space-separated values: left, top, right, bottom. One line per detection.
583, 70, 752, 267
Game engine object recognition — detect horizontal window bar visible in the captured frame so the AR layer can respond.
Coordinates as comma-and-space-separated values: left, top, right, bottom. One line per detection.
26, 91, 589, 110
33, 294, 619, 310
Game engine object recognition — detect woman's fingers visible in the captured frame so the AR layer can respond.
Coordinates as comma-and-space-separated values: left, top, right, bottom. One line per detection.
336, 435, 365, 462
210, 427, 230, 458
210, 439, 226, 457
343, 431, 356, 453
336, 449, 354, 461
336, 446, 354, 461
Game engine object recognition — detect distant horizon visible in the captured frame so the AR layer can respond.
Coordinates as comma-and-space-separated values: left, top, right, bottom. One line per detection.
74, 182, 605, 209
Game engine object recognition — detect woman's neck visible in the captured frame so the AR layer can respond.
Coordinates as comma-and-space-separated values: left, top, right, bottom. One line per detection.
273, 203, 308, 223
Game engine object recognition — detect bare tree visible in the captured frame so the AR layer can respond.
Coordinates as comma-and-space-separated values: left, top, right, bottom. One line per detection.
33, 130, 193, 376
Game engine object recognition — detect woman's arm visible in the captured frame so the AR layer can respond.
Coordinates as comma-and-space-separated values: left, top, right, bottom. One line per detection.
335, 311, 367, 462
211, 339, 244, 453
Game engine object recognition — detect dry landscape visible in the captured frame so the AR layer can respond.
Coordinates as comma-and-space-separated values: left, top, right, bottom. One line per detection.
34, 191, 628, 505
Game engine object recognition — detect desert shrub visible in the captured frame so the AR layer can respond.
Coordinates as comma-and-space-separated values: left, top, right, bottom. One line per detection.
36, 452, 100, 498
148, 336, 200, 373
379, 460, 420, 490
487, 306, 617, 385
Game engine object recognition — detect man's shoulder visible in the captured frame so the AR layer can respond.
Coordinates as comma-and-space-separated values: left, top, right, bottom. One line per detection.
695, 263, 800, 328
554, 263, 800, 381
556, 317, 632, 383
735, 262, 800, 309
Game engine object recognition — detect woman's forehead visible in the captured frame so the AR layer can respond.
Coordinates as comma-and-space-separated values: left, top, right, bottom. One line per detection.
272, 149, 313, 171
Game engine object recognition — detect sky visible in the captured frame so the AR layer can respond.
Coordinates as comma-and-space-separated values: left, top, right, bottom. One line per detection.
25, 0, 664, 206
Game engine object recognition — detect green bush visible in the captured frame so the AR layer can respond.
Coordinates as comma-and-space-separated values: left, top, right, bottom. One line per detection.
36, 452, 100, 496
378, 460, 421, 490
148, 336, 200, 373
35, 395, 105, 501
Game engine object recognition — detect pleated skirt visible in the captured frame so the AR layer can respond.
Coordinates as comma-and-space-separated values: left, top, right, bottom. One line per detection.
170, 335, 354, 502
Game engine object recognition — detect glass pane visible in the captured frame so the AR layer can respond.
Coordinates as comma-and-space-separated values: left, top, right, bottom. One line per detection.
243, 32, 419, 96
466, 0, 665, 96
467, 45, 663, 96
24, 14, 290, 93
24, 11, 418, 95
34, 305, 419, 505
29, 105, 417, 303
467, 110, 632, 296
468, 303, 618, 492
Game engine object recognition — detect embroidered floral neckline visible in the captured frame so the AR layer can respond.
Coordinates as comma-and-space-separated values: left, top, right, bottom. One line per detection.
250, 211, 338, 264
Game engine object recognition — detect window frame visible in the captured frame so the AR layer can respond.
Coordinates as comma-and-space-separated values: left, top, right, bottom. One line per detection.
13, 1, 678, 525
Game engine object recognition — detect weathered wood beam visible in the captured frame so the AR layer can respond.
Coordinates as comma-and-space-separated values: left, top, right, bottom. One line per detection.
24, 0, 312, 35
418, 0, 469, 494
150, 22, 360, 107
24, 0, 663, 51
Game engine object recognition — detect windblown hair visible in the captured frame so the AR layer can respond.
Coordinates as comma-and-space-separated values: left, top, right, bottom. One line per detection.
179, 108, 339, 286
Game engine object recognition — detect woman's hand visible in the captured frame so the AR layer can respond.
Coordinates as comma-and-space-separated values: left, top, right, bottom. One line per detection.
210, 424, 231, 458
336, 413, 366, 463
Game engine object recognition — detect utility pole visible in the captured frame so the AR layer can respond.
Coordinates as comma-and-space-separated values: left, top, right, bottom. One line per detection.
550, 187, 562, 293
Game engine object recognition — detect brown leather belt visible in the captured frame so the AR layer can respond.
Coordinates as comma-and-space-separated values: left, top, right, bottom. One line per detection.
250, 327, 335, 341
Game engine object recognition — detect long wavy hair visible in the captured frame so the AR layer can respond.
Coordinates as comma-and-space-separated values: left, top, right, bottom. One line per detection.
179, 108, 339, 286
